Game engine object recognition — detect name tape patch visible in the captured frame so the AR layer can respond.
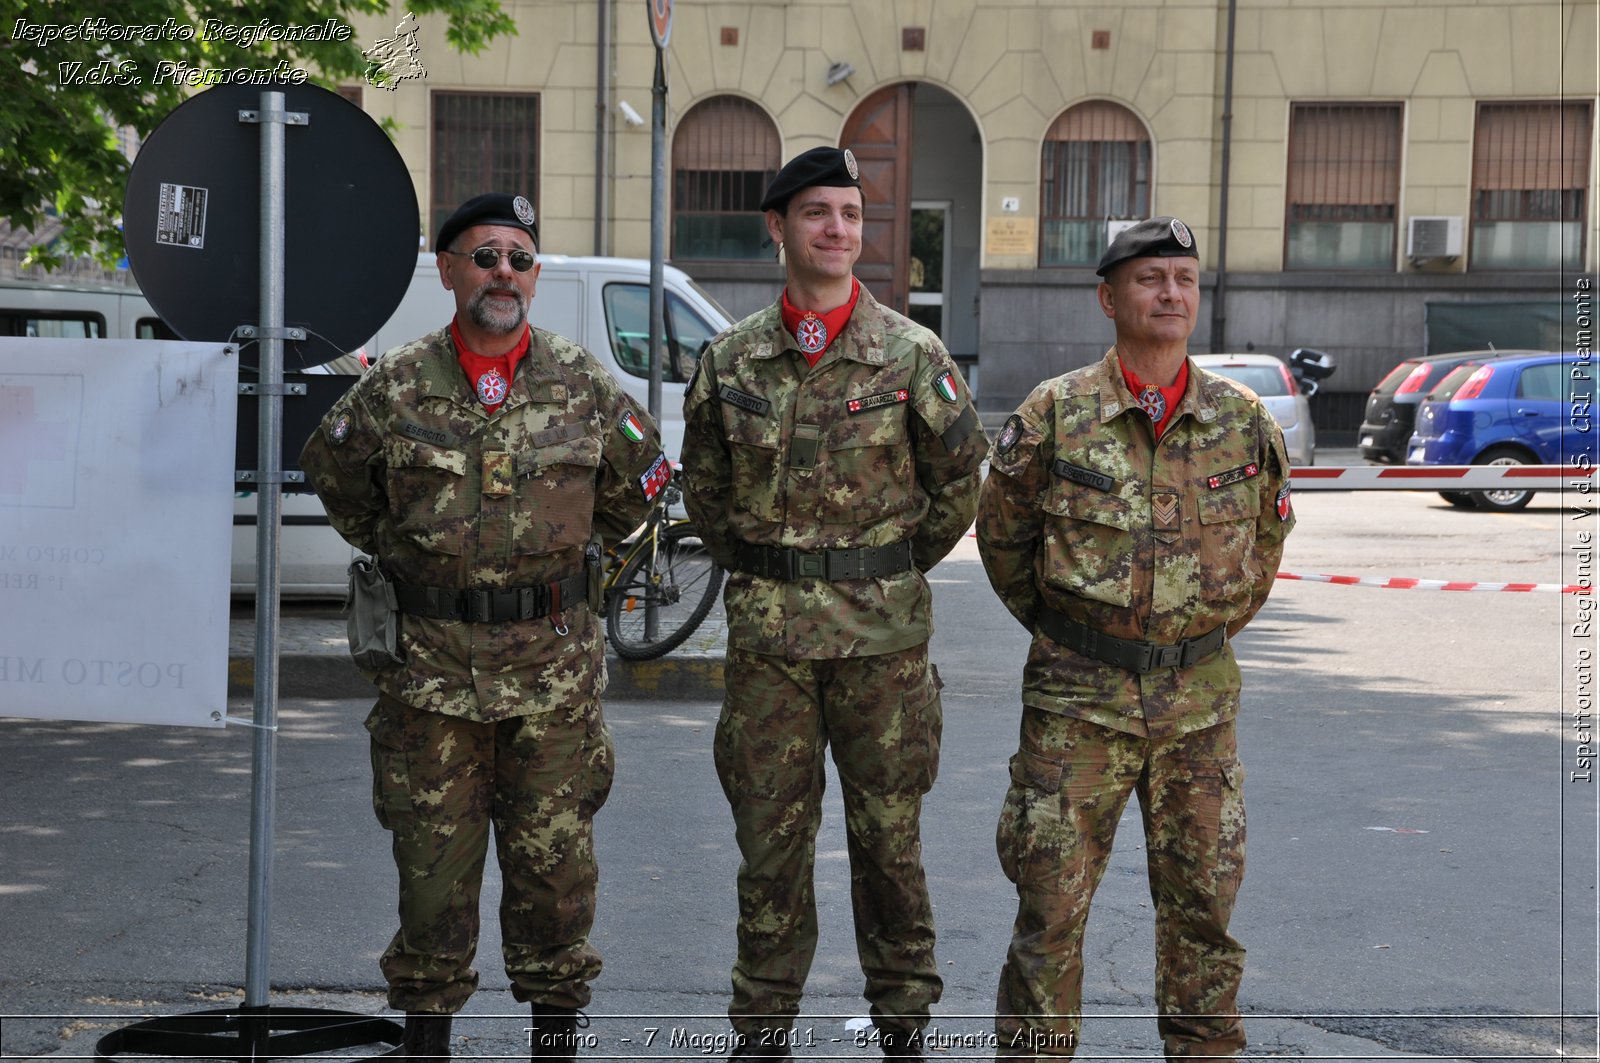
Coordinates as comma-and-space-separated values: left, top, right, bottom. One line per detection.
719, 385, 772, 416
1207, 463, 1260, 490
1051, 460, 1116, 493
400, 421, 458, 449
847, 389, 910, 414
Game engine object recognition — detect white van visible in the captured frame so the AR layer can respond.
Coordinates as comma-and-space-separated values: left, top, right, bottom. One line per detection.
0, 257, 736, 596
375, 252, 734, 462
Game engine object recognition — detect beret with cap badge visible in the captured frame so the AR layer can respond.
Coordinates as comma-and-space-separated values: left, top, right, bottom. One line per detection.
436, 192, 539, 252
1095, 216, 1198, 276
760, 146, 862, 213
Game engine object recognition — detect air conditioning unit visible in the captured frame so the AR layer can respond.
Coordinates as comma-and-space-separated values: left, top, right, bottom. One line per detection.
1107, 219, 1140, 244
1407, 216, 1463, 260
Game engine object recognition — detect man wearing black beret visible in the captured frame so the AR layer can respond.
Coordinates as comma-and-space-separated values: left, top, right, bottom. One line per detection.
680, 147, 987, 1060
976, 216, 1293, 1060
301, 192, 667, 1061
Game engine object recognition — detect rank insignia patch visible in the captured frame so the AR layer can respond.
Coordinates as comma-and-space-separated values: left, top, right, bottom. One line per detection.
1207, 463, 1260, 490
847, 389, 910, 414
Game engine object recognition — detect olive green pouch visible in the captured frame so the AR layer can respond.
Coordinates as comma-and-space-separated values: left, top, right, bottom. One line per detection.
345, 556, 403, 670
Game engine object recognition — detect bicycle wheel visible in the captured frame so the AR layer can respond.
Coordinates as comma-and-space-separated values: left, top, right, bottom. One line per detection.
606, 522, 724, 660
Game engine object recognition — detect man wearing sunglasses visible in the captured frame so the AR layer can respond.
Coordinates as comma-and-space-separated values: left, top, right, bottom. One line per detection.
301, 192, 668, 1062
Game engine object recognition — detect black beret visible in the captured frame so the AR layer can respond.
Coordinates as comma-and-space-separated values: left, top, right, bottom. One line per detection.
760, 146, 862, 213
436, 192, 539, 252
1095, 216, 1198, 276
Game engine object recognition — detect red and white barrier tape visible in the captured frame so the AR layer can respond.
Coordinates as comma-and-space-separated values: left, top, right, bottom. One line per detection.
1278, 571, 1590, 594
1293, 464, 1594, 490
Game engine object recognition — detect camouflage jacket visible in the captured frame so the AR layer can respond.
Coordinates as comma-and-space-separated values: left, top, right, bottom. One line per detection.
680, 286, 985, 659
299, 325, 665, 722
977, 348, 1294, 738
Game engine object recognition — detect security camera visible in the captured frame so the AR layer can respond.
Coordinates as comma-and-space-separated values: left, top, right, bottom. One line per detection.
619, 100, 645, 127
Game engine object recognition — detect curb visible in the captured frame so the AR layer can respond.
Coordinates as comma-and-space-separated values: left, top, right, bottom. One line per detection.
228, 651, 725, 702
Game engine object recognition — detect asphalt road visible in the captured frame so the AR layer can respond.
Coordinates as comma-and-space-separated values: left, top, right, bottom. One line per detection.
3, 473, 1597, 1061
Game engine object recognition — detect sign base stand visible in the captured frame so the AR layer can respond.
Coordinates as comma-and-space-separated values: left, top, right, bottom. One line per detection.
94, 1005, 401, 1063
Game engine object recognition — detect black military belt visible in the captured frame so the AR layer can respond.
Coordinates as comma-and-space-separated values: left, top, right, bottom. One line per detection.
733, 540, 914, 582
394, 572, 587, 623
1036, 606, 1226, 675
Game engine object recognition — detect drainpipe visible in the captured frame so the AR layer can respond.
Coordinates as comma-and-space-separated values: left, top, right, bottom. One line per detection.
1211, 0, 1237, 352
593, 0, 610, 255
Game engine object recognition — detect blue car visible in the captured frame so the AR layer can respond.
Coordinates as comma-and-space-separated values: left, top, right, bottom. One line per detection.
1406, 351, 1596, 511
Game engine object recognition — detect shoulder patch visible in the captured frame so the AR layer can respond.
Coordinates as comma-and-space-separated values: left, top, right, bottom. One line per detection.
933, 369, 960, 403
639, 453, 672, 501
328, 412, 353, 444
995, 414, 1025, 455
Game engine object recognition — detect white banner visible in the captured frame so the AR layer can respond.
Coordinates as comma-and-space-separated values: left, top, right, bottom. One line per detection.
0, 338, 237, 727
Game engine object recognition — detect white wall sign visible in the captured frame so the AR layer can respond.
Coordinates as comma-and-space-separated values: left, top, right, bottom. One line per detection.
0, 339, 237, 727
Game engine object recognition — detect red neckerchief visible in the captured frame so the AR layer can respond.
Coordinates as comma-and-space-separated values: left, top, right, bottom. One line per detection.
780, 278, 860, 367
1120, 358, 1189, 439
451, 317, 530, 414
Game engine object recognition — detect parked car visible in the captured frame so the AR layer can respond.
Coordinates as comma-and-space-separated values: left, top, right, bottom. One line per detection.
1405, 350, 1593, 511
1358, 349, 1542, 464
1191, 351, 1325, 465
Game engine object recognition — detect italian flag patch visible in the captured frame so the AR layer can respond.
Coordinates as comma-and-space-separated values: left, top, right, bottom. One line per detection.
934, 370, 959, 403
619, 410, 646, 443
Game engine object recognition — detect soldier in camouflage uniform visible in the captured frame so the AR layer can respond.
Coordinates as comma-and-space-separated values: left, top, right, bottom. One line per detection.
977, 217, 1294, 1061
300, 194, 667, 1062
679, 148, 987, 1061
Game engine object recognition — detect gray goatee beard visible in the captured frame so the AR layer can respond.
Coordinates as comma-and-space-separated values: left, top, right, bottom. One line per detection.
468, 284, 528, 334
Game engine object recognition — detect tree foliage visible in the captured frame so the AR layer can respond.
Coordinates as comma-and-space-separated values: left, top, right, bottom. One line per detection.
0, 0, 514, 269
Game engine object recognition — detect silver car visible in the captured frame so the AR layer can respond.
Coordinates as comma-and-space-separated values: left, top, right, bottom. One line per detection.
1190, 353, 1317, 465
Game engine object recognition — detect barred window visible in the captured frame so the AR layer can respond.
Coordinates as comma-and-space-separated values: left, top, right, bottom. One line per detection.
1285, 103, 1401, 269
672, 96, 781, 261
1471, 101, 1590, 270
431, 92, 539, 248
1039, 101, 1150, 267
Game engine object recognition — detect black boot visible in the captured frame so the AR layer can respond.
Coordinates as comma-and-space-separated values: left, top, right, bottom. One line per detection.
728, 1031, 792, 1060
878, 1027, 924, 1061
399, 1013, 452, 1061
528, 1006, 586, 1062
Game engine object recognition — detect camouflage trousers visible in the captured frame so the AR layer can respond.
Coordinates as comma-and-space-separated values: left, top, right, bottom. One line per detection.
994, 711, 1246, 1061
365, 692, 615, 1014
714, 645, 945, 1036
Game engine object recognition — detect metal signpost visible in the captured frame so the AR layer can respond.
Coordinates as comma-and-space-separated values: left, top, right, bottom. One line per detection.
646, 0, 673, 643
103, 82, 418, 1061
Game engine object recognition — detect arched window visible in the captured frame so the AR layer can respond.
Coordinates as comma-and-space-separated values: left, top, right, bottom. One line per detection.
672, 96, 781, 261
1039, 101, 1150, 267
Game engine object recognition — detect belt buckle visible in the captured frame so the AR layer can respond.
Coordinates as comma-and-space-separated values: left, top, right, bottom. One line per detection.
1152, 643, 1184, 670
796, 553, 825, 579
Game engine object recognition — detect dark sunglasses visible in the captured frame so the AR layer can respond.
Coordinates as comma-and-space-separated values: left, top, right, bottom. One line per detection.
449, 246, 537, 272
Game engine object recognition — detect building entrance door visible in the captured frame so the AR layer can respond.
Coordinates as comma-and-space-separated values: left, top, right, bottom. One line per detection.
841, 83, 914, 315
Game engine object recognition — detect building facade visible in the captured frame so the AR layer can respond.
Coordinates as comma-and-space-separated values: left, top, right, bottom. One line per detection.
348, 0, 1599, 429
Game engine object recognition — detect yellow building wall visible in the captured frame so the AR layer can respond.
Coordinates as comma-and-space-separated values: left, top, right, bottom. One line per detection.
348, 0, 1597, 273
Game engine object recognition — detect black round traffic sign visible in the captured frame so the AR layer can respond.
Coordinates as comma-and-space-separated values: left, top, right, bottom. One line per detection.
123, 81, 418, 369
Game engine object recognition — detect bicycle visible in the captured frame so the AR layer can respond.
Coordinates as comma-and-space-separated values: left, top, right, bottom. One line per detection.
602, 480, 725, 660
